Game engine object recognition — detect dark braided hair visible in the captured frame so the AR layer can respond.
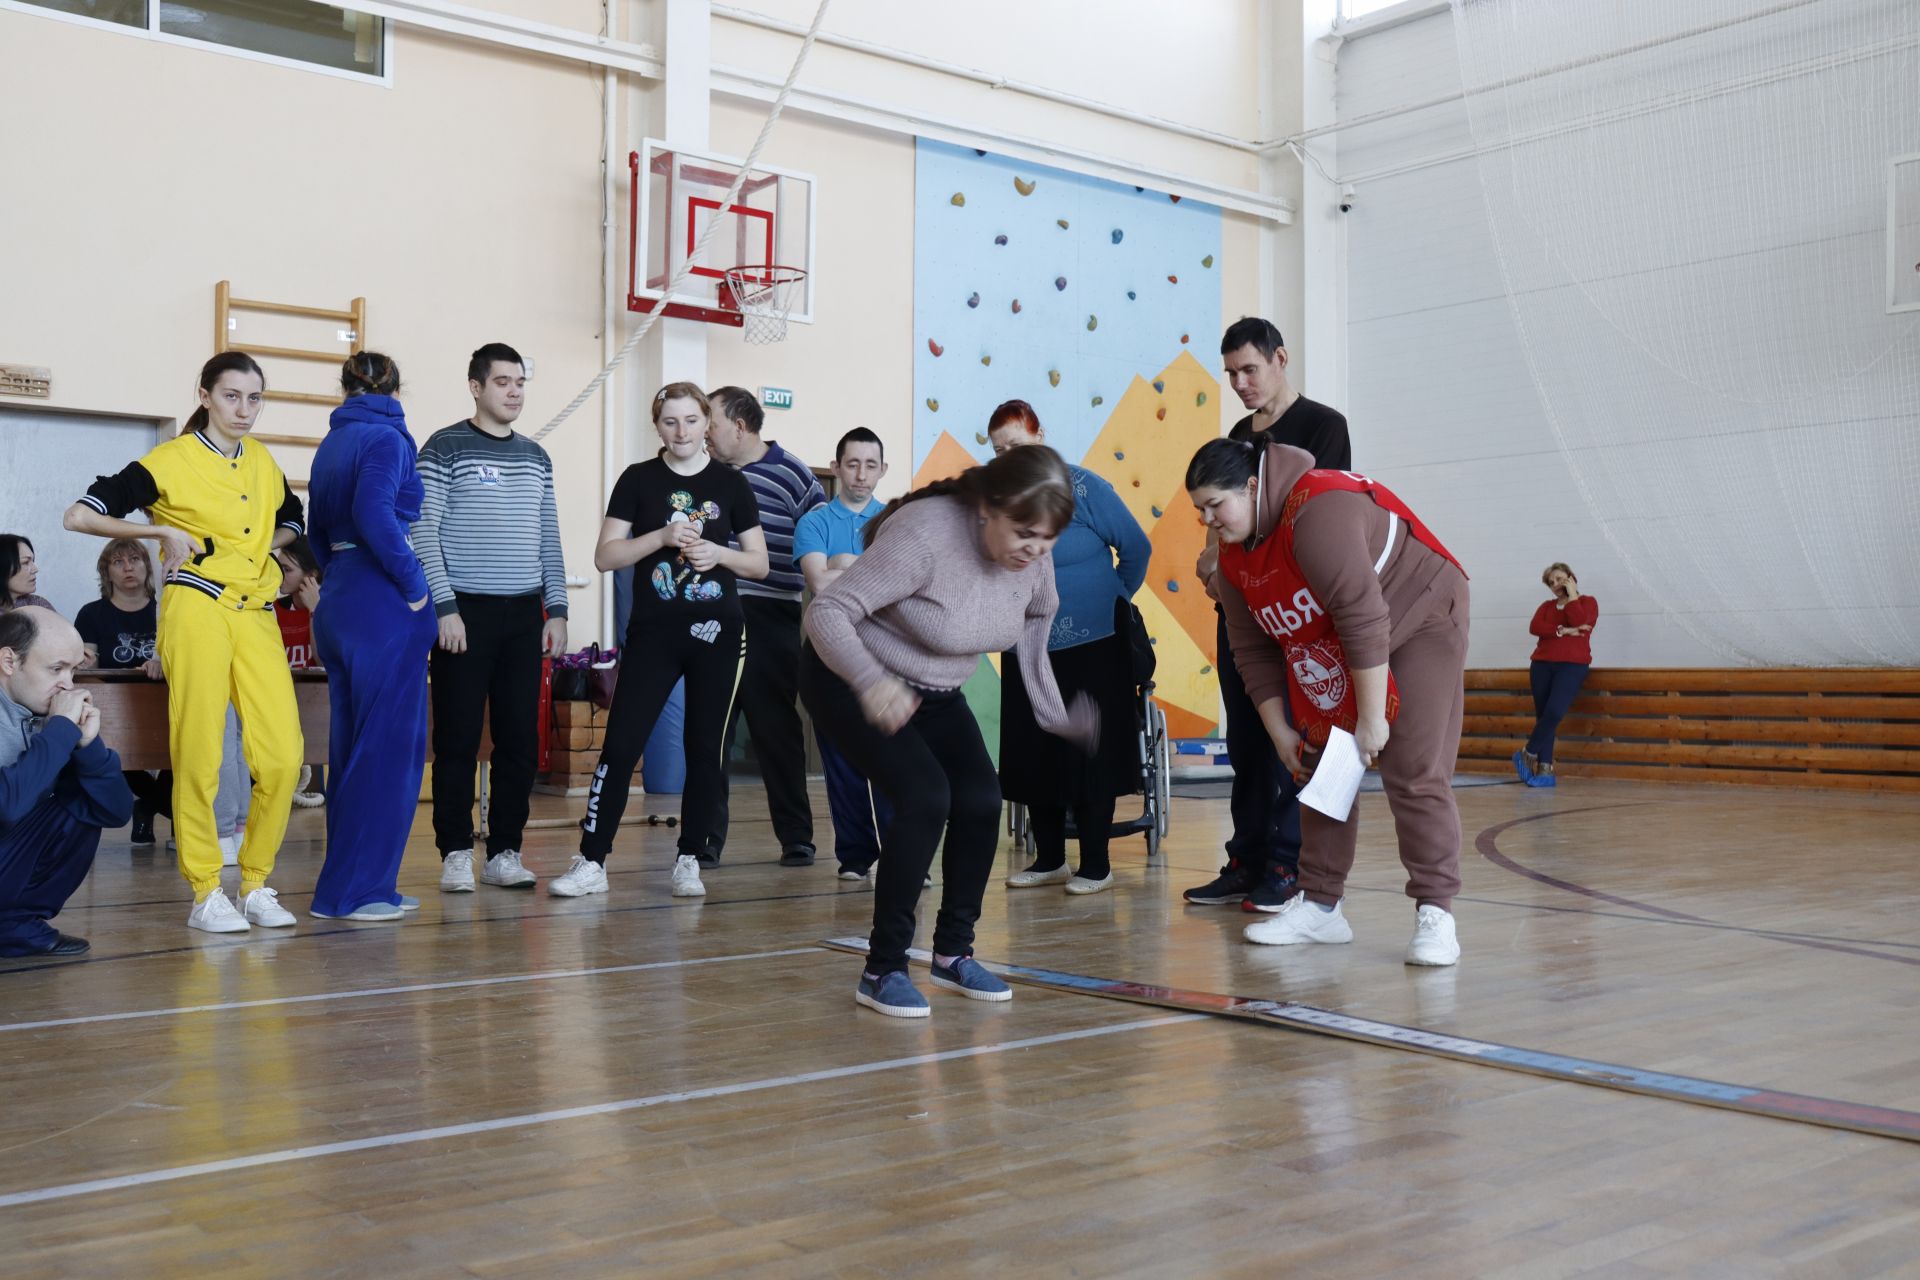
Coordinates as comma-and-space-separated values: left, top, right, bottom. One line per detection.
341, 350, 401, 398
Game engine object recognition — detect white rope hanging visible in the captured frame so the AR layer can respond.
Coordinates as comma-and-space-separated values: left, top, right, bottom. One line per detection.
534, 0, 835, 443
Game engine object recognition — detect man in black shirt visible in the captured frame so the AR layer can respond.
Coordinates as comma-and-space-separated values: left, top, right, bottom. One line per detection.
1190, 317, 1352, 911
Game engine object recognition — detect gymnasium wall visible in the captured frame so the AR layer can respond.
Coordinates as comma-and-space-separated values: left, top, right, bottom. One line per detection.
0, 0, 1293, 644
1332, 6, 1919, 669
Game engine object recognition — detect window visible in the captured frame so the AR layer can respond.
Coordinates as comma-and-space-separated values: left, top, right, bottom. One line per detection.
4, 0, 388, 82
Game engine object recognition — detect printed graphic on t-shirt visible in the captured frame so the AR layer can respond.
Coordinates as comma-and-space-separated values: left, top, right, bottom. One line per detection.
650, 490, 724, 603
475, 464, 502, 486
109, 631, 157, 666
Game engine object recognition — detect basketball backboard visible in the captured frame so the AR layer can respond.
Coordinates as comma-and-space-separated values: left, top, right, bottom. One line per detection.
629, 139, 817, 327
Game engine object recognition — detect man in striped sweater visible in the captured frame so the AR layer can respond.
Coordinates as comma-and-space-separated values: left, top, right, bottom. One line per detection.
706, 386, 826, 866
414, 343, 570, 893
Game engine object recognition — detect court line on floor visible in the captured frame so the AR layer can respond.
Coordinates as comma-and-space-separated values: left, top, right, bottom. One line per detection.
0, 946, 820, 1034
0, 883, 877, 976
1475, 809, 1920, 968
0, 1013, 1205, 1209
817, 938, 1920, 1146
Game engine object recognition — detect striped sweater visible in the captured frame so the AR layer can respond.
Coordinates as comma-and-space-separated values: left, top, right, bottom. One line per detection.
734, 440, 825, 601
413, 421, 568, 618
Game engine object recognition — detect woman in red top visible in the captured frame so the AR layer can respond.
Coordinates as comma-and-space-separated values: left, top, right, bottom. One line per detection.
1516, 562, 1596, 788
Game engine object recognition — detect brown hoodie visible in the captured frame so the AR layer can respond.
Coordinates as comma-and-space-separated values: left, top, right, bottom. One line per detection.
1214, 443, 1461, 709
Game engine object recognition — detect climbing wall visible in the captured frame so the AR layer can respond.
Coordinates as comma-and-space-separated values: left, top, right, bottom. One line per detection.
912, 139, 1227, 736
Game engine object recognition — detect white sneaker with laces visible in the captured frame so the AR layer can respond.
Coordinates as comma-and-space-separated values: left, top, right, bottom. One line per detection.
1243, 892, 1355, 946
481, 850, 537, 889
548, 855, 609, 898
242, 886, 297, 928
188, 889, 250, 934
440, 850, 476, 893
1405, 904, 1461, 967
671, 853, 706, 898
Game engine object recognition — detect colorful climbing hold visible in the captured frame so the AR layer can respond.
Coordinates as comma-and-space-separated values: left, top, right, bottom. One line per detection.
1055, 276, 1067, 291
1150, 505, 1163, 518
1180, 334, 1190, 344
1086, 315, 1098, 331
1090, 395, 1104, 407
1048, 370, 1061, 387
1131, 480, 1141, 488
1156, 407, 1167, 421
975, 432, 989, 445
1166, 579, 1180, 591
951, 193, 966, 207
966, 292, 980, 309
1111, 229, 1124, 244
1113, 450, 1125, 461
1057, 219, 1069, 229
975, 149, 987, 156
1197, 391, 1207, 406
1011, 299, 1022, 314
994, 234, 1008, 246
1168, 274, 1179, 284
926, 398, 939, 412
1152, 380, 1165, 393
1202, 254, 1215, 268
1014, 176, 1036, 196
1199, 664, 1212, 675
1169, 194, 1182, 203
928, 339, 944, 357
1126, 291, 1136, 301
981, 355, 992, 366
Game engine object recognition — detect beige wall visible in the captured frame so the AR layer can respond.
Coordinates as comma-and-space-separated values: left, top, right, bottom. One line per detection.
0, 1, 1293, 639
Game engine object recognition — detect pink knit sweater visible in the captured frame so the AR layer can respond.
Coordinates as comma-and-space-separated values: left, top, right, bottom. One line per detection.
804, 495, 1089, 741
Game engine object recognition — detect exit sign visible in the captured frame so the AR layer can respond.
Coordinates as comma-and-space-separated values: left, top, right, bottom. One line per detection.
760, 386, 794, 410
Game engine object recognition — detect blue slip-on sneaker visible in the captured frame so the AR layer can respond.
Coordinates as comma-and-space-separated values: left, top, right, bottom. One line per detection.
1512, 749, 1535, 782
928, 955, 1013, 1002
1525, 771, 1557, 788
855, 969, 930, 1018
398, 895, 420, 912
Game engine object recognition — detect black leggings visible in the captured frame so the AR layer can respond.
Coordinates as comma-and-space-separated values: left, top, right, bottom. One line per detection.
800, 647, 1002, 974
580, 616, 743, 862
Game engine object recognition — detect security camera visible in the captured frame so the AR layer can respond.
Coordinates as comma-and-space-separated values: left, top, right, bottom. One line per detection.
1338, 184, 1356, 213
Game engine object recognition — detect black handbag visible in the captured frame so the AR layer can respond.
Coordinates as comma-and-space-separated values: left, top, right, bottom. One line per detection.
1120, 598, 1157, 685
553, 644, 621, 708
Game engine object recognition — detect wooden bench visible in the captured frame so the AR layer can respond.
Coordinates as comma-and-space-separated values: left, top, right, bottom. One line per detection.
1457, 668, 1920, 793
79, 669, 333, 771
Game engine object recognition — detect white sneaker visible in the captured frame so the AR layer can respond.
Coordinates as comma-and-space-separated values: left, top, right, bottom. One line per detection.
242, 886, 297, 928
481, 850, 537, 889
440, 850, 476, 893
671, 853, 706, 898
548, 855, 609, 898
1006, 864, 1072, 888
1065, 873, 1114, 896
1244, 892, 1355, 946
1406, 904, 1461, 967
218, 833, 240, 867
188, 889, 250, 934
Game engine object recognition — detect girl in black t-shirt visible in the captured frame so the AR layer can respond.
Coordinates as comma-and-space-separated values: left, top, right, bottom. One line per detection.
74, 538, 172, 844
550, 382, 768, 901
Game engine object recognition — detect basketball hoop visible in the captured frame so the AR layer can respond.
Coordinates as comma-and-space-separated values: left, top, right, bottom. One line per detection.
723, 265, 807, 344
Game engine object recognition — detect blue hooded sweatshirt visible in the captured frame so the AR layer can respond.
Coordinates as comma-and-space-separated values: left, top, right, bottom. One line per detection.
308, 393, 430, 602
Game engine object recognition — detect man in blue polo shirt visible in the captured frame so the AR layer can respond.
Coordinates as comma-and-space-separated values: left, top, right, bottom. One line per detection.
792, 428, 895, 880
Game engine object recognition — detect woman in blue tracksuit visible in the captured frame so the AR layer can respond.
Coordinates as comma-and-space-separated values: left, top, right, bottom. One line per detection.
306, 352, 436, 922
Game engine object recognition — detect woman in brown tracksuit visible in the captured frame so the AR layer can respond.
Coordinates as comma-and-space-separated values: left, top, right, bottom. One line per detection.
1188, 437, 1470, 966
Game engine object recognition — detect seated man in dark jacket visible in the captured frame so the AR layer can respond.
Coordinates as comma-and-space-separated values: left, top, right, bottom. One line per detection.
0, 606, 133, 958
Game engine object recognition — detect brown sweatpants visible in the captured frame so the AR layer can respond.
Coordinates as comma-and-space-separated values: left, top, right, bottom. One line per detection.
1298, 567, 1469, 912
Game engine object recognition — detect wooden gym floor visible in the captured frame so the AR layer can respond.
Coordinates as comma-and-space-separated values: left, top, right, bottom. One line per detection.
2, 776, 1917, 1278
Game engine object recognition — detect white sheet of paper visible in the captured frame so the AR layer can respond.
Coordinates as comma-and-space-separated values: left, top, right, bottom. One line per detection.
1297, 726, 1365, 822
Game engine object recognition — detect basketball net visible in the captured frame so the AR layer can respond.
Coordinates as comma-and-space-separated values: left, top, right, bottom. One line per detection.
725, 266, 808, 345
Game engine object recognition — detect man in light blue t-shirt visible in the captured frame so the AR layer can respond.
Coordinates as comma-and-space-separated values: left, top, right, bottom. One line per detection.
793, 428, 893, 880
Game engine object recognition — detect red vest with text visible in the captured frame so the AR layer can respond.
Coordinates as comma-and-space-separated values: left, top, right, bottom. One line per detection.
275, 603, 315, 670
1219, 470, 1463, 747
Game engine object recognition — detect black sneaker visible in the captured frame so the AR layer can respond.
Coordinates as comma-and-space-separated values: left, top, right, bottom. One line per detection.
1183, 860, 1255, 905
130, 811, 155, 847
780, 843, 817, 868
1242, 867, 1301, 913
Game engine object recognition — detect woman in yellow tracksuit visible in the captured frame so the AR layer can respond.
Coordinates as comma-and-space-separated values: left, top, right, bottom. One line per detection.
65, 352, 305, 933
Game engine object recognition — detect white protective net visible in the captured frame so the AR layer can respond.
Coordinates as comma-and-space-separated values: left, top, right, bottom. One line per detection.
1449, 0, 1920, 665
725, 266, 808, 345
